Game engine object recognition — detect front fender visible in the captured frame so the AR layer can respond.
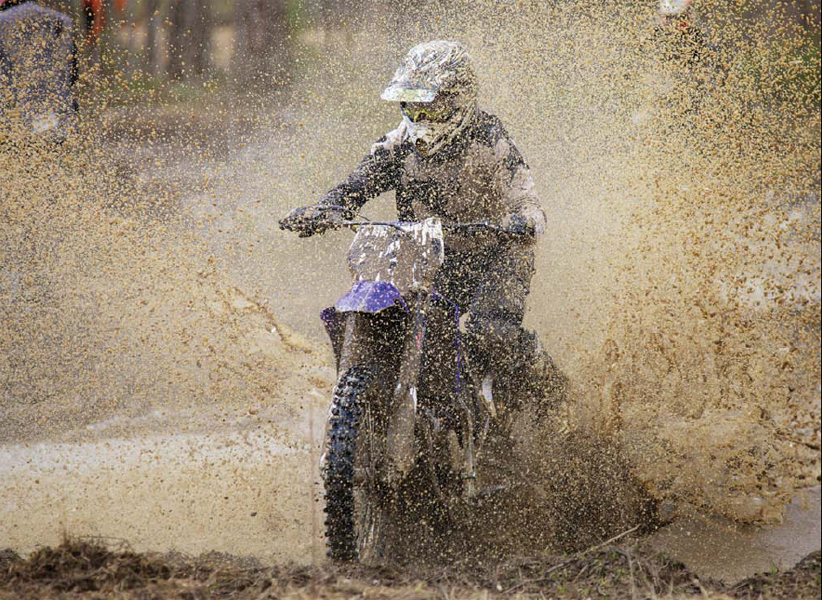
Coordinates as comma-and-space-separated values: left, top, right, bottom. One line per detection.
335, 280, 408, 313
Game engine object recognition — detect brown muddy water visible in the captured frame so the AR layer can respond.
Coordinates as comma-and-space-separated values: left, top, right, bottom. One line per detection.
1, 1, 820, 597
0, 409, 326, 564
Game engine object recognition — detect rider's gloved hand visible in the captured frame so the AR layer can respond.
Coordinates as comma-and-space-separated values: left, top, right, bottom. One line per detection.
279, 204, 353, 238
502, 214, 536, 237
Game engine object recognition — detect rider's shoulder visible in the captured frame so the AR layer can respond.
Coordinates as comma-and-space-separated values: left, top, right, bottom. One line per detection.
0, 1, 71, 24
471, 111, 525, 167
471, 111, 511, 148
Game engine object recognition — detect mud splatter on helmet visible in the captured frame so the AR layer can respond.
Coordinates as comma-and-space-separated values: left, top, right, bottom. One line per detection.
382, 40, 478, 156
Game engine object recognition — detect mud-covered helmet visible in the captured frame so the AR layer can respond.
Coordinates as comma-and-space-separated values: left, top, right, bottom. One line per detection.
382, 40, 478, 156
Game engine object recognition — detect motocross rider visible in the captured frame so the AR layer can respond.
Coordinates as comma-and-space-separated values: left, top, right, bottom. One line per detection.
280, 40, 559, 408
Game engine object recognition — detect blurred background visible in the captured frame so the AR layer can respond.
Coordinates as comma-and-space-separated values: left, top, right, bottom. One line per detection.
23, 0, 820, 140
34, 0, 822, 87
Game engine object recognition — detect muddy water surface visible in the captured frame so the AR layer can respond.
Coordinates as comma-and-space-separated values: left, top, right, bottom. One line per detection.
0, 407, 326, 564
649, 486, 821, 583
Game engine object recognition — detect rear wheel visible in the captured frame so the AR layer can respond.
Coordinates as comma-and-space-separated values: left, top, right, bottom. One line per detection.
323, 365, 389, 562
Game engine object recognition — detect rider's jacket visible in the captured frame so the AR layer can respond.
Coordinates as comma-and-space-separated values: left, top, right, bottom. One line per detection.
318, 110, 546, 253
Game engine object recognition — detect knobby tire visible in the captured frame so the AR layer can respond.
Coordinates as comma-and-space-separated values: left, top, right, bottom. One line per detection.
323, 365, 374, 561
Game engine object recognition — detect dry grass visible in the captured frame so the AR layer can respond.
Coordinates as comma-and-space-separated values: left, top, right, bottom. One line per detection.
0, 538, 818, 599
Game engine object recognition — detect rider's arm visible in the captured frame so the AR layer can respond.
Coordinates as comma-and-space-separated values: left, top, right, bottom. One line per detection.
493, 133, 546, 237
316, 124, 406, 214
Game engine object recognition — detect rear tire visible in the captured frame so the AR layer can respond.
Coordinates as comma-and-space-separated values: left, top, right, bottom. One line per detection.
323, 365, 388, 562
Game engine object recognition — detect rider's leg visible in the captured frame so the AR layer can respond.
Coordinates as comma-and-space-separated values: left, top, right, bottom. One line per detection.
433, 246, 565, 411
462, 249, 565, 412
465, 312, 566, 414
465, 247, 533, 369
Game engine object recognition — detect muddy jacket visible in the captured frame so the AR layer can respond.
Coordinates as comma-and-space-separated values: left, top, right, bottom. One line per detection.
319, 110, 546, 254
0, 1, 78, 140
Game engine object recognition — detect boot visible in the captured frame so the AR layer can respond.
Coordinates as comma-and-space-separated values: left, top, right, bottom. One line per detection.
516, 330, 568, 416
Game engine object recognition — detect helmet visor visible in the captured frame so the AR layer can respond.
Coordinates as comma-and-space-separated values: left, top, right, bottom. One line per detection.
381, 85, 437, 103
400, 93, 459, 123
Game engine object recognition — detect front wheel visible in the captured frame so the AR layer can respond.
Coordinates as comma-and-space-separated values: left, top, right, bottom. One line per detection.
323, 365, 389, 562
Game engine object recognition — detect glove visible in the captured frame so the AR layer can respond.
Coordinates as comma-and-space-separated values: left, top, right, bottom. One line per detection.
279, 204, 353, 238
502, 214, 536, 237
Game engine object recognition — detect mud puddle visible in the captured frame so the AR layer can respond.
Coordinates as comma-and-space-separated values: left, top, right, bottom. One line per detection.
2, 407, 819, 588
0, 406, 326, 565
649, 486, 821, 583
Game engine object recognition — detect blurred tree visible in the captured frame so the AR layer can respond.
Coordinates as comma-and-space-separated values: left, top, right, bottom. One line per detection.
316, 0, 357, 32
168, 0, 210, 80
81, 0, 104, 46
233, 0, 290, 90
143, 0, 161, 75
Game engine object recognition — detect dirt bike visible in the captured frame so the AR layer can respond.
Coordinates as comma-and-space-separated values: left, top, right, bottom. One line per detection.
301, 216, 528, 562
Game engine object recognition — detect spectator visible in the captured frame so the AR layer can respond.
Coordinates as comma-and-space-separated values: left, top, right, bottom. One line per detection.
0, 0, 78, 143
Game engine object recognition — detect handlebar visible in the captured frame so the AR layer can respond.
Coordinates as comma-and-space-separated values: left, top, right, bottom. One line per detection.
338, 220, 517, 235
280, 203, 534, 237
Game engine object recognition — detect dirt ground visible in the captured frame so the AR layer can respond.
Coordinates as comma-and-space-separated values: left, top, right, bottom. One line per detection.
0, 539, 819, 600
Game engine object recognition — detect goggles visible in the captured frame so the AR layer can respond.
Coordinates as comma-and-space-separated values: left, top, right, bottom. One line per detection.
400, 93, 459, 123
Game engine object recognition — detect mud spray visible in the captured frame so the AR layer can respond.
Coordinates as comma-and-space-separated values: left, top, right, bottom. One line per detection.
1, 0, 819, 571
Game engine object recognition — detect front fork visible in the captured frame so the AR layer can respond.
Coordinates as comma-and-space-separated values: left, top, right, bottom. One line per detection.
331, 295, 492, 502
384, 294, 430, 486
331, 299, 427, 489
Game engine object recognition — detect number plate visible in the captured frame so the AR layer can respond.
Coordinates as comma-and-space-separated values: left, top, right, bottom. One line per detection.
347, 218, 445, 293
